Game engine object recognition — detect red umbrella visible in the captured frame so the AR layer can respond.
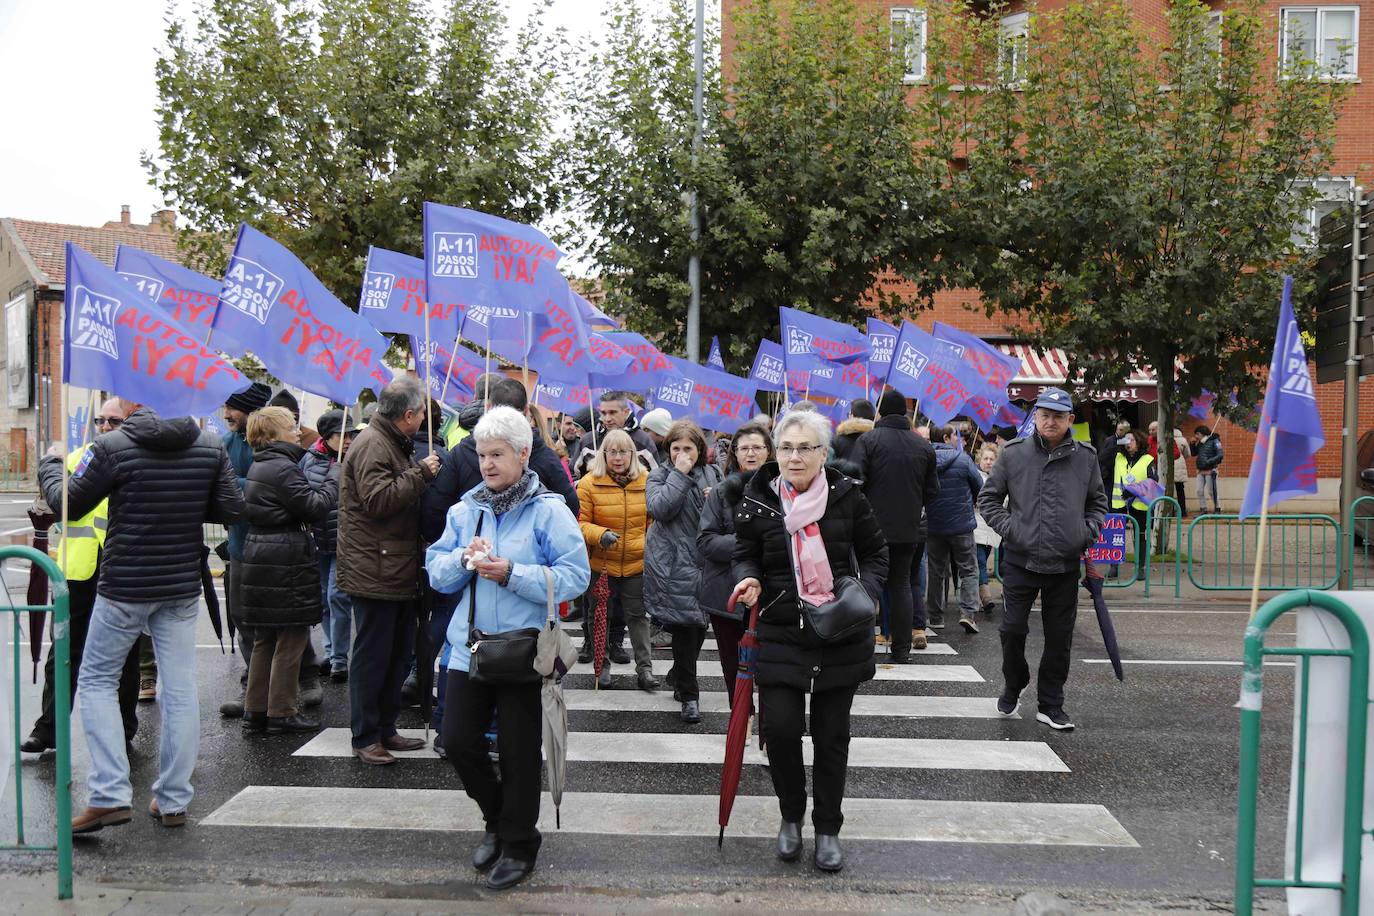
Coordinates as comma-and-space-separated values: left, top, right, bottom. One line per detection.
26, 504, 55, 683
591, 572, 609, 689
718, 589, 762, 847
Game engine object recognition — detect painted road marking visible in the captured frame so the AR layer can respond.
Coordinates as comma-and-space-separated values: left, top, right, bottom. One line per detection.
567, 634, 958, 655
562, 689, 1007, 718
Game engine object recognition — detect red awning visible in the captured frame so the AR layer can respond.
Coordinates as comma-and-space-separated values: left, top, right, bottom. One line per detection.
996, 344, 1158, 403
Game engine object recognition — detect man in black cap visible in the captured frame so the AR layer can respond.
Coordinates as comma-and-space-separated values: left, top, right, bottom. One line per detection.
219, 382, 269, 718
977, 387, 1107, 732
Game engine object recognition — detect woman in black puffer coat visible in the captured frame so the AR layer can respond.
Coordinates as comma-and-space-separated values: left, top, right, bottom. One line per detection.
697, 421, 774, 702
731, 409, 888, 874
239, 406, 338, 736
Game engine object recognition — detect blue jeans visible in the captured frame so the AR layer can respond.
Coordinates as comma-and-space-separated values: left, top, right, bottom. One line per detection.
80, 594, 200, 812
317, 553, 352, 668
976, 544, 992, 586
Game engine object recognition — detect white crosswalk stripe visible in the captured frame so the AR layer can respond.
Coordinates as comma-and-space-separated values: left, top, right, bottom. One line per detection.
585, 658, 984, 682
566, 634, 959, 655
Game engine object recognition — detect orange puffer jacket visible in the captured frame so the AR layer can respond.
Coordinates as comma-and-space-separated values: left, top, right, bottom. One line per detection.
576, 472, 650, 577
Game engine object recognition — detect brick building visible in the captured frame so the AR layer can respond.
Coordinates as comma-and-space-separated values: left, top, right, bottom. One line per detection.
0, 207, 184, 479
721, 0, 1373, 512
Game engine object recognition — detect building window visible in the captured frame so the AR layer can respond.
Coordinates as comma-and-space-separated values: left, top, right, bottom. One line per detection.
1000, 12, 1029, 84
1281, 7, 1359, 79
891, 7, 927, 83
1292, 176, 1355, 244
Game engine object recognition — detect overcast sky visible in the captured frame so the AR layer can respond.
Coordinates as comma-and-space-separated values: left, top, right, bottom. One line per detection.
0, 0, 620, 228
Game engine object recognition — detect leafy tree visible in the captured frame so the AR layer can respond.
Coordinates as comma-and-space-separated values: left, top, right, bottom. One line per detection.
920, 0, 1346, 500
564, 0, 942, 363
145, 0, 562, 307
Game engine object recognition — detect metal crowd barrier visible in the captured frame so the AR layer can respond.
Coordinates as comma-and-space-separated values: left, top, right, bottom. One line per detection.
1, 545, 73, 900
1187, 514, 1341, 592
1347, 496, 1374, 591
1235, 590, 1369, 915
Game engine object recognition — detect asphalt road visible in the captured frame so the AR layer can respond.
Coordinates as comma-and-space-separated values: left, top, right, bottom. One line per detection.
0, 556, 1300, 912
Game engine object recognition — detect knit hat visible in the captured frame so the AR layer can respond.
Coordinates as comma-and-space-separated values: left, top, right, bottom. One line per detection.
225, 382, 271, 414
877, 389, 908, 418
269, 389, 300, 415
572, 407, 593, 434
640, 407, 673, 437
316, 409, 344, 442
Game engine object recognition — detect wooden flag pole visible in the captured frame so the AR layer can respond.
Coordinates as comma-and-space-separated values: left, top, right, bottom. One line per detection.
1247, 431, 1280, 619
423, 302, 434, 452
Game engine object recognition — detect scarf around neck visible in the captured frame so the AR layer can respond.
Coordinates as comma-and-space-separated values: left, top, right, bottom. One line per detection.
609, 466, 639, 488
778, 467, 834, 605
472, 469, 539, 517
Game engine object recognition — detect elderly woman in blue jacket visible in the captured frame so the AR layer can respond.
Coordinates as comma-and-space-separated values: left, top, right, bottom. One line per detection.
426, 406, 590, 892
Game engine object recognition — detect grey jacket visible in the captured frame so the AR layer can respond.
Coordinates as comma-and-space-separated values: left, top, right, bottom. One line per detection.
976, 433, 1108, 574
644, 461, 723, 627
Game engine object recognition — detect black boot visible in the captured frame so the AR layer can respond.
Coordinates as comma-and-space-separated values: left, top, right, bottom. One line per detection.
777, 820, 802, 861
471, 831, 500, 871
814, 833, 843, 872
266, 714, 320, 734
484, 855, 534, 890
241, 712, 268, 735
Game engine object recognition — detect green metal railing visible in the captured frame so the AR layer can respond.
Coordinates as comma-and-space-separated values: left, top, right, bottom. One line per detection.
1188, 514, 1342, 592
1347, 497, 1374, 591
1144, 496, 1183, 599
1235, 591, 1369, 916
991, 514, 1145, 585
0, 451, 26, 491
1, 545, 73, 900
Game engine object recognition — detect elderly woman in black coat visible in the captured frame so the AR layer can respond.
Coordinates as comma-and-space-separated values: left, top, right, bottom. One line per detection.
697, 420, 774, 702
238, 406, 338, 735
732, 408, 888, 873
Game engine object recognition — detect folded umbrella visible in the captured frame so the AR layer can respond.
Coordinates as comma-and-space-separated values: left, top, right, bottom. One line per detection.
533, 568, 578, 829
416, 579, 436, 741
199, 543, 224, 653
591, 572, 609, 689
1083, 562, 1124, 681
718, 588, 762, 847
26, 504, 55, 683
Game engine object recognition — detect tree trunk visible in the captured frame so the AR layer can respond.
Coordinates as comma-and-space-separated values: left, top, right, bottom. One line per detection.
1155, 351, 1177, 554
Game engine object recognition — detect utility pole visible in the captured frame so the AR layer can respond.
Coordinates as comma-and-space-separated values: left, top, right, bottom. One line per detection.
686, 0, 704, 364
1339, 186, 1365, 588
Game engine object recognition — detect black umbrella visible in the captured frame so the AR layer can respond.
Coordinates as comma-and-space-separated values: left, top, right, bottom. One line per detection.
416, 577, 437, 740
26, 504, 55, 683
200, 543, 225, 653
213, 540, 237, 654
1082, 563, 1124, 681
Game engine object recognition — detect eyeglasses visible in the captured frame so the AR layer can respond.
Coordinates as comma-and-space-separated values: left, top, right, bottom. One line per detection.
604, 449, 633, 457
93, 417, 124, 429
777, 444, 824, 457
735, 445, 767, 454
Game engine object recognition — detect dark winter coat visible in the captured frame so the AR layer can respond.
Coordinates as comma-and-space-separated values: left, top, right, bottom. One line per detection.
298, 441, 339, 554
571, 422, 658, 478
419, 424, 578, 543
336, 414, 435, 600
1195, 433, 1224, 471
927, 442, 983, 537
977, 432, 1109, 575
831, 417, 873, 462
849, 414, 938, 544
698, 471, 754, 621
731, 461, 889, 692
238, 441, 338, 628
644, 460, 723, 627
222, 428, 255, 561
39, 409, 245, 603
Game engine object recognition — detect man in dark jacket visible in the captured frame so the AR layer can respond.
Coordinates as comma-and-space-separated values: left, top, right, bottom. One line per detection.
570, 391, 657, 478
850, 390, 937, 659
337, 376, 441, 765
301, 409, 351, 681
832, 399, 875, 461
1192, 425, 1223, 513
39, 407, 245, 833
977, 387, 1108, 732
1097, 418, 1130, 495
926, 424, 984, 634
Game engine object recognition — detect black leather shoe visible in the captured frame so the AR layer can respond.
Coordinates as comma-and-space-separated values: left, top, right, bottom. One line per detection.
241, 712, 267, 734
266, 714, 321, 734
484, 855, 534, 890
577, 646, 593, 665
814, 833, 843, 872
471, 831, 500, 871
777, 820, 802, 861
637, 668, 659, 691
680, 700, 701, 724
609, 645, 632, 665
20, 733, 53, 754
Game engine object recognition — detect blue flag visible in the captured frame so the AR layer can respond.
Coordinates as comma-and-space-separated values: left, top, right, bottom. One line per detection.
1017, 409, 1037, 439
779, 307, 869, 366
867, 318, 898, 398
883, 321, 939, 400
651, 358, 759, 434
1239, 277, 1325, 519
749, 339, 786, 393
787, 356, 867, 400
575, 291, 621, 330
423, 203, 565, 316
589, 331, 675, 391
216, 224, 386, 404
114, 245, 247, 356
932, 322, 1021, 406
358, 246, 460, 343
411, 336, 474, 409
818, 398, 852, 426
64, 243, 250, 417
67, 403, 90, 451
708, 336, 726, 370
534, 378, 593, 416
1189, 390, 1216, 420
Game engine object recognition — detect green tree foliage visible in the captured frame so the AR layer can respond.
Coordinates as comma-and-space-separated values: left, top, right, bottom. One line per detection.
564, 0, 940, 362
920, 0, 1346, 494
145, 0, 561, 306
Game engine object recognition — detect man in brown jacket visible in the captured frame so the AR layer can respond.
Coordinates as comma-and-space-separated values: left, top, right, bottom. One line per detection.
337, 376, 442, 765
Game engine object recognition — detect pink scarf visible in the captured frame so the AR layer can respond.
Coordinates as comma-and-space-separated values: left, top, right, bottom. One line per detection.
779, 469, 834, 605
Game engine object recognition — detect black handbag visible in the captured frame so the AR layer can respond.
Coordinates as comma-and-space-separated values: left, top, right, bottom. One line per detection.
464, 516, 541, 685
788, 535, 876, 643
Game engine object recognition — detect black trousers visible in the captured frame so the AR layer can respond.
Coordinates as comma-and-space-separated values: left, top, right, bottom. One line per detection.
348, 595, 417, 750
442, 669, 542, 861
580, 577, 627, 647
885, 542, 919, 656
999, 561, 1079, 711
30, 574, 139, 745
759, 682, 858, 835
668, 624, 707, 701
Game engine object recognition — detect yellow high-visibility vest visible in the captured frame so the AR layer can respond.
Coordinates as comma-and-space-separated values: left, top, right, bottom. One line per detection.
1112, 452, 1155, 511
1072, 421, 1090, 443
55, 444, 107, 582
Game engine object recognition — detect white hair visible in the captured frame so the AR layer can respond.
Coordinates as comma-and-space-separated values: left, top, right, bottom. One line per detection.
773, 409, 832, 450
473, 405, 532, 456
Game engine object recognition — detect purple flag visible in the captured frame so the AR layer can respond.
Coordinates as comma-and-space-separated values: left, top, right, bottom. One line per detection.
1017, 409, 1037, 439
358, 246, 460, 343
114, 245, 247, 356
64, 243, 250, 417
652, 358, 759, 433
589, 331, 675, 391
883, 321, 938, 399
780, 307, 868, 370
1239, 277, 1325, 518
932, 322, 1020, 405
749, 339, 786, 393
411, 336, 473, 409
1189, 390, 1216, 420
575, 291, 620, 330
423, 202, 564, 316
818, 397, 853, 426
787, 356, 867, 400
708, 336, 726, 370
867, 318, 898, 398
1122, 475, 1167, 506
534, 378, 593, 416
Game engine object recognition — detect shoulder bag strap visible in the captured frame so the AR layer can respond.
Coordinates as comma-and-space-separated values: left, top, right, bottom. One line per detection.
465, 514, 485, 647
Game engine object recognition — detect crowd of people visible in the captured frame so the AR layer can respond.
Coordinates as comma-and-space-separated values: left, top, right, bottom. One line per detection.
19, 370, 1183, 888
